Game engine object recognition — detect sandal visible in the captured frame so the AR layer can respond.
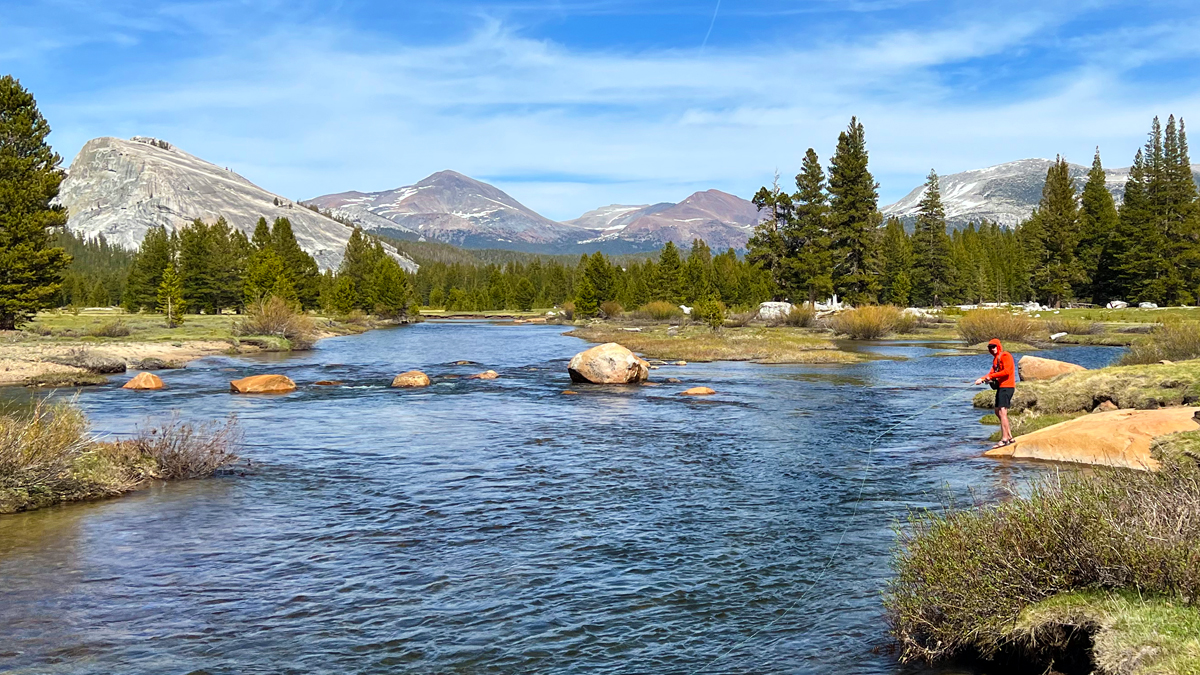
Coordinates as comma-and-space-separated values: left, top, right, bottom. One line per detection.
990, 439, 1015, 450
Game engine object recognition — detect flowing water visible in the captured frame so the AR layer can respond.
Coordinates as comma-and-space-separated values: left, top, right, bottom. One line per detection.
0, 323, 1121, 674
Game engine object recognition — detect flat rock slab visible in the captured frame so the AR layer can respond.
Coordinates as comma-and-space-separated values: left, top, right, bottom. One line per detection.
123, 372, 164, 390
1018, 355, 1086, 381
230, 374, 296, 394
985, 406, 1200, 470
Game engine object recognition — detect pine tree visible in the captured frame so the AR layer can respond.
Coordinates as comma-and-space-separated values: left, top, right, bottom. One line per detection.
1023, 157, 1084, 306
251, 217, 272, 251
909, 170, 954, 306
1078, 149, 1120, 302
338, 227, 379, 310
827, 117, 881, 305
123, 225, 175, 311
157, 264, 185, 327
513, 277, 535, 311
574, 275, 598, 317
682, 239, 713, 303
879, 217, 912, 306
178, 219, 215, 313
1159, 116, 1200, 304
787, 149, 833, 303
371, 256, 413, 319
653, 241, 683, 303
271, 217, 320, 308
0, 75, 71, 329
746, 175, 793, 299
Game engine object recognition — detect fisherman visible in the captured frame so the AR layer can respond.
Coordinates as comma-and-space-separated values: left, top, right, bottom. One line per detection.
974, 338, 1016, 449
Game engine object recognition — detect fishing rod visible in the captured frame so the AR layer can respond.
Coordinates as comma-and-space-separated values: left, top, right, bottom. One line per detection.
684, 380, 981, 674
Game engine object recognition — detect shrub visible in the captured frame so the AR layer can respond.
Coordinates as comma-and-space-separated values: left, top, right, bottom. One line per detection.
886, 466, 1200, 665
559, 301, 575, 321
783, 303, 817, 327
1045, 317, 1099, 335
600, 301, 624, 318
724, 311, 755, 328
121, 415, 241, 480
640, 301, 685, 321
86, 319, 131, 338
892, 312, 918, 335
1119, 321, 1200, 365
24, 323, 52, 336
0, 400, 92, 494
828, 305, 905, 339
342, 309, 370, 326
236, 295, 317, 350
957, 309, 1040, 345
693, 299, 726, 331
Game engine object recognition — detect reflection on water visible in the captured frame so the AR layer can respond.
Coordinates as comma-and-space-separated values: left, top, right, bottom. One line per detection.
0, 324, 1123, 674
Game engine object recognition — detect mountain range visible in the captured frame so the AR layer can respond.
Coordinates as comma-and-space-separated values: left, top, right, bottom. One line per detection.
306, 174, 760, 254
57, 137, 417, 272
59, 137, 1200, 260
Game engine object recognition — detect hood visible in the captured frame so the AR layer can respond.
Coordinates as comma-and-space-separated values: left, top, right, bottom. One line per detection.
988, 338, 1003, 352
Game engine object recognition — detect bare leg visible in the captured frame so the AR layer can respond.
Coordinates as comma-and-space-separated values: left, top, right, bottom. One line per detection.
997, 407, 1013, 442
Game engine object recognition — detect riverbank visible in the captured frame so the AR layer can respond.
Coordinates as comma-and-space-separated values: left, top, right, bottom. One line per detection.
0, 309, 407, 387
0, 400, 240, 514
563, 324, 866, 363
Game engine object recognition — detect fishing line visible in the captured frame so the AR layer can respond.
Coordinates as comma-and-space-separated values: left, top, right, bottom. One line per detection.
684, 381, 977, 674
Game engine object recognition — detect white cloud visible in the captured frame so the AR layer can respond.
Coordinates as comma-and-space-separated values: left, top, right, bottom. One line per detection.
35, 5, 1200, 220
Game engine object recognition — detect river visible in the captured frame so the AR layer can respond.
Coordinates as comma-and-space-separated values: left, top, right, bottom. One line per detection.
0, 322, 1122, 674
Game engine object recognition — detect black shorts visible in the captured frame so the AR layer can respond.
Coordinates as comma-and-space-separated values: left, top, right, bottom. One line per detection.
995, 387, 1015, 409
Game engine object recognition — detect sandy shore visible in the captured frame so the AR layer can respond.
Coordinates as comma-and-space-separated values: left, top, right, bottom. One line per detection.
0, 335, 247, 386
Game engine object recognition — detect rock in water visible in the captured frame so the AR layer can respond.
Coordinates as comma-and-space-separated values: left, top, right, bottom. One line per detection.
468, 370, 499, 380
1017, 355, 1086, 381
230, 374, 296, 394
985, 407, 1200, 470
314, 380, 343, 386
47, 350, 127, 374
680, 387, 716, 396
567, 343, 650, 384
391, 371, 431, 388
122, 372, 164, 390
756, 301, 794, 322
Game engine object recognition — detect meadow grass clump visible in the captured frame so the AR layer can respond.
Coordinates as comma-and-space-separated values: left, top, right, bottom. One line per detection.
828, 305, 905, 339
886, 463, 1200, 666
958, 309, 1040, 345
1045, 317, 1099, 336
637, 301, 685, 322
1119, 321, 1200, 365
236, 295, 317, 350
783, 303, 817, 327
86, 319, 132, 338
0, 401, 241, 514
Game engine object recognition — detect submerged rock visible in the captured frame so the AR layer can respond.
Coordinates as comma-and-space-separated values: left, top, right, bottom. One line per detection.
469, 370, 499, 380
680, 387, 716, 396
314, 380, 343, 386
391, 370, 431, 388
561, 390, 579, 395
122, 372, 164, 390
567, 343, 649, 384
1017, 355, 1086, 381
230, 374, 296, 394
985, 406, 1200, 470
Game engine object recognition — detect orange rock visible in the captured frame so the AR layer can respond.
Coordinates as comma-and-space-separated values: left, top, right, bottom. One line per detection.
122, 372, 164, 390
391, 370, 431, 388
469, 370, 499, 380
1017, 355, 1086, 381
230, 374, 296, 394
1093, 400, 1118, 413
567, 343, 650, 384
680, 387, 716, 396
314, 380, 343, 386
562, 390, 579, 395
985, 406, 1200, 470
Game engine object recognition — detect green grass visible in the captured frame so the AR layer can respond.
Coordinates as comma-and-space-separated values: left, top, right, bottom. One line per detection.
25, 310, 239, 342
564, 324, 865, 363
985, 411, 1087, 442
973, 359, 1200, 413
1018, 590, 1200, 675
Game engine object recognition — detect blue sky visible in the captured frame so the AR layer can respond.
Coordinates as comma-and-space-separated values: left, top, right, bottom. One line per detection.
5, 0, 1200, 220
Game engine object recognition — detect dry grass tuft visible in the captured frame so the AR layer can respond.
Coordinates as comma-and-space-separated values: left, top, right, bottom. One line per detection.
236, 295, 317, 350
958, 309, 1041, 345
120, 415, 242, 480
1119, 321, 1200, 365
886, 464, 1200, 666
634, 301, 685, 322
828, 305, 907, 339
600, 301, 624, 318
86, 319, 132, 338
783, 304, 817, 327
1045, 317, 1100, 335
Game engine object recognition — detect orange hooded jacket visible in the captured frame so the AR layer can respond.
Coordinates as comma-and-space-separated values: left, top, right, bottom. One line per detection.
984, 339, 1016, 388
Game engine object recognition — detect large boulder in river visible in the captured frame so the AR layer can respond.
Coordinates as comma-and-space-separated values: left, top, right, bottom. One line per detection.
984, 406, 1200, 470
122, 372, 164, 390
230, 374, 296, 394
1017, 355, 1086, 381
391, 370, 431, 388
568, 343, 649, 384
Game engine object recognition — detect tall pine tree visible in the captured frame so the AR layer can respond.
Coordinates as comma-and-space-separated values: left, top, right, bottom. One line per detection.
1078, 149, 1120, 302
787, 149, 833, 303
879, 217, 912, 306
909, 170, 954, 306
827, 117, 880, 305
0, 75, 71, 329
1023, 157, 1084, 306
